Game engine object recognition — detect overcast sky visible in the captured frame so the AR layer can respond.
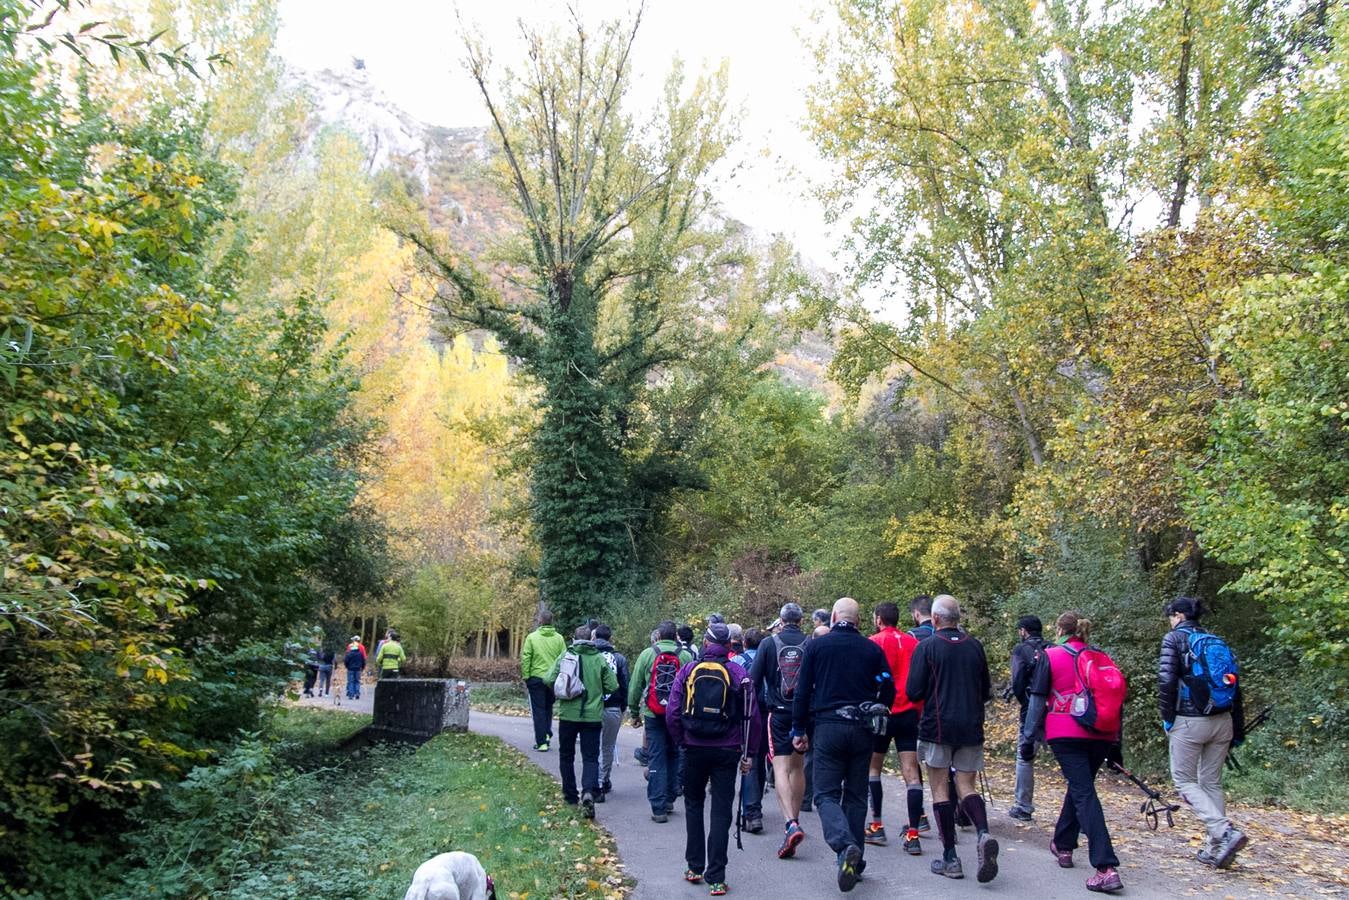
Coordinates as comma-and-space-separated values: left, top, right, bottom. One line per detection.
277, 0, 845, 271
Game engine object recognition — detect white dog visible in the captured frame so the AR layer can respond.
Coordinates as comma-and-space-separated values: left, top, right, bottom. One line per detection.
402, 851, 496, 900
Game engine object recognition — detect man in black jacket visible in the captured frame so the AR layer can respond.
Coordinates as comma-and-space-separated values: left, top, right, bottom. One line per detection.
790, 598, 895, 893
1159, 597, 1247, 869
1008, 615, 1048, 822
906, 595, 997, 883
750, 602, 812, 860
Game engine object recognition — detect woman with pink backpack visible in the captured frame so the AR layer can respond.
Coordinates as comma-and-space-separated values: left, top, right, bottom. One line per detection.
1019, 611, 1126, 894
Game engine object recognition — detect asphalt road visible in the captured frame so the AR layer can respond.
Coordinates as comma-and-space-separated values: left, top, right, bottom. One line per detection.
467, 710, 1234, 899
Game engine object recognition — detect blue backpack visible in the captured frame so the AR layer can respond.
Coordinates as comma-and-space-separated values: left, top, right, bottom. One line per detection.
1181, 631, 1238, 713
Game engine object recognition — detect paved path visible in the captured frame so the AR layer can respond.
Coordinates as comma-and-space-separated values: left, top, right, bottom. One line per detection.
295, 688, 1262, 898
468, 713, 1233, 899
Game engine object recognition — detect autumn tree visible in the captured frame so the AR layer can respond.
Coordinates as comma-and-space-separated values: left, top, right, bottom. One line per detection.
398, 11, 779, 620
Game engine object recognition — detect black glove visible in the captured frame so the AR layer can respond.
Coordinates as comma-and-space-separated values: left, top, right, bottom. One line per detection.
1018, 740, 1035, 762
1106, 742, 1123, 766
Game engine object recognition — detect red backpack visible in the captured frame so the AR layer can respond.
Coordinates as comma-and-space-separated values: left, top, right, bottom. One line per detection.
646, 649, 682, 715
1063, 644, 1127, 737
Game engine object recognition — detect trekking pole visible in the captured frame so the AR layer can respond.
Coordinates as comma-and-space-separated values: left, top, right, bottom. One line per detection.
1225, 705, 1273, 773
1105, 759, 1180, 830
735, 680, 751, 851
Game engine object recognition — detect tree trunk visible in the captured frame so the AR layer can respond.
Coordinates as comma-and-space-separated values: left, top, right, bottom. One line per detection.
1167, 0, 1195, 228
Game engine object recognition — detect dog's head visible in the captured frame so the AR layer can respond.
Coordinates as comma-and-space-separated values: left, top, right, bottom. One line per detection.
486, 874, 496, 900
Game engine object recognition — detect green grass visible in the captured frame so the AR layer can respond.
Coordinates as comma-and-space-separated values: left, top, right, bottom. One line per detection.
116, 708, 623, 899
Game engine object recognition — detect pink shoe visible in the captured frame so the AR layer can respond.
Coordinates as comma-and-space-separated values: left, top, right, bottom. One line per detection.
1050, 841, 1074, 868
1086, 867, 1123, 893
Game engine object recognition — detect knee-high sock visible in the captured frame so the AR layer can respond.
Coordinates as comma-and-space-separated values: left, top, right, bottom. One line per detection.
869, 776, 883, 820
906, 784, 924, 829
960, 793, 989, 835
933, 800, 957, 852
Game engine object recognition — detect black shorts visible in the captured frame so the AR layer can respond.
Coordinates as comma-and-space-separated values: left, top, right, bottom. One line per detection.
872, 709, 919, 754
768, 710, 798, 756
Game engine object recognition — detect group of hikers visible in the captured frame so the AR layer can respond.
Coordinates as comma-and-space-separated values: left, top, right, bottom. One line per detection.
519, 594, 1248, 895
302, 629, 407, 699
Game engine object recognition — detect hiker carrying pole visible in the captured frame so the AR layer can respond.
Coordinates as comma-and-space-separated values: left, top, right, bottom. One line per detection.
665, 621, 762, 896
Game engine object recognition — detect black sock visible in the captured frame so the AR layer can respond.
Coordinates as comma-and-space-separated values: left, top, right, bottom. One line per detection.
960, 793, 989, 835
933, 800, 957, 852
869, 776, 883, 820
907, 786, 924, 830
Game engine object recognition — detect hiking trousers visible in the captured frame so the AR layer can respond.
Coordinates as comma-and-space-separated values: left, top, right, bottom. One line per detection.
1169, 712, 1233, 841
1049, 739, 1119, 870
526, 676, 555, 746
599, 706, 623, 786
345, 668, 361, 699
557, 719, 601, 804
812, 718, 873, 857
683, 746, 740, 884
645, 715, 680, 814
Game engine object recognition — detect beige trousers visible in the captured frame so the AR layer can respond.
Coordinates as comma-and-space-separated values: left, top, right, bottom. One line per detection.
1168, 712, 1233, 841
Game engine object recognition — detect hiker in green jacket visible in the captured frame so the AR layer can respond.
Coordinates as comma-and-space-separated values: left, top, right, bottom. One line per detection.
375, 630, 406, 679
545, 626, 619, 818
628, 621, 694, 822
521, 611, 568, 751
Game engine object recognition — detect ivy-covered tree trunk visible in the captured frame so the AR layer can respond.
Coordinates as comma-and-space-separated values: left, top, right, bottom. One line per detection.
532, 303, 633, 617
398, 12, 762, 626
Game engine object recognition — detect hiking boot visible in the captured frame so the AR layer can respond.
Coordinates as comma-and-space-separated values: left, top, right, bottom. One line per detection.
1212, 828, 1248, 869
837, 844, 863, 893
975, 832, 999, 884
1197, 847, 1220, 868
534, 741, 550, 752
602, 779, 613, 794
1086, 867, 1123, 893
651, 812, 668, 824
683, 869, 703, 884
930, 853, 964, 879
708, 883, 727, 897
1050, 840, 1074, 868
864, 822, 888, 846
778, 821, 805, 859
917, 813, 931, 833
1007, 806, 1033, 822
903, 828, 922, 855
593, 790, 605, 803
746, 816, 764, 834
581, 793, 595, 820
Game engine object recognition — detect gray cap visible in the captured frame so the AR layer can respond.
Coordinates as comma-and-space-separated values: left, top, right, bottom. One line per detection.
705, 622, 731, 645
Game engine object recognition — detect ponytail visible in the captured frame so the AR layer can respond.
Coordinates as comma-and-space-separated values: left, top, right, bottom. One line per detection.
1056, 611, 1093, 644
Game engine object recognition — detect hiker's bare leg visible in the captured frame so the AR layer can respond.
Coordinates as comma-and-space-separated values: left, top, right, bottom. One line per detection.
774, 752, 805, 821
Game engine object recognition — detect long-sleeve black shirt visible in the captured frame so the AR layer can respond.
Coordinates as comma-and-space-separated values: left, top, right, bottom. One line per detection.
790, 622, 895, 735
906, 627, 991, 747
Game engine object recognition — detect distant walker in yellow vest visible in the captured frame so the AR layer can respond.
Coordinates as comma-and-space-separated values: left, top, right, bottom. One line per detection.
376, 629, 406, 679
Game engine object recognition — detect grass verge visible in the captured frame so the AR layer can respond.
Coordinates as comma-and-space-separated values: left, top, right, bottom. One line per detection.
116, 708, 625, 899
471, 682, 530, 717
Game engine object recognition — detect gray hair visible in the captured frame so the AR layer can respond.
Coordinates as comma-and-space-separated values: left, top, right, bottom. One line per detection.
931, 594, 961, 624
